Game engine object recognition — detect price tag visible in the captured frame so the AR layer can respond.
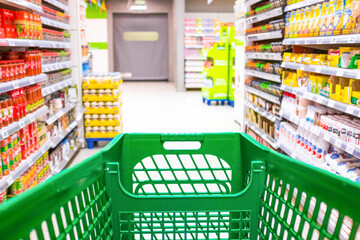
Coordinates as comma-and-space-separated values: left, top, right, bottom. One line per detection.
1, 131, 9, 139
29, 40, 34, 47
300, 65, 305, 71
19, 121, 25, 129
328, 101, 336, 108
29, 115, 35, 122
8, 39, 15, 46
324, 134, 331, 142
6, 176, 14, 186
346, 144, 355, 154
29, 77, 35, 84
335, 139, 342, 148
317, 38, 323, 44
315, 66, 322, 73
356, 72, 360, 80
299, 120, 305, 128
346, 105, 356, 114
330, 38, 337, 44
56, 111, 63, 118
348, 36, 356, 43
27, 160, 33, 167
12, 81, 19, 89
305, 39, 310, 44
295, 39, 300, 44
337, 69, 345, 76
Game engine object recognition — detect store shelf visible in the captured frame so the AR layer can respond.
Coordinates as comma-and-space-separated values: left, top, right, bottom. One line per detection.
184, 45, 203, 49
245, 0, 263, 7
245, 119, 279, 149
46, 103, 75, 125
283, 34, 360, 45
0, 39, 71, 48
4, 0, 43, 12
285, 0, 326, 12
0, 140, 51, 192
245, 101, 280, 122
0, 74, 47, 94
278, 142, 296, 158
185, 83, 202, 89
281, 84, 360, 118
0, 106, 48, 141
41, 16, 70, 31
245, 69, 281, 83
42, 61, 72, 72
185, 57, 206, 60
245, 52, 282, 61
280, 110, 360, 159
42, 78, 73, 96
245, 85, 281, 104
281, 62, 360, 80
185, 67, 204, 72
49, 144, 80, 176
184, 34, 218, 37
245, 7, 283, 24
51, 112, 83, 148
42, 0, 69, 12
246, 30, 283, 41
184, 27, 220, 30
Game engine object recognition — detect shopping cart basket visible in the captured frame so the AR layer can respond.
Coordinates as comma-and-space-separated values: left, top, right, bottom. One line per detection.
0, 133, 359, 239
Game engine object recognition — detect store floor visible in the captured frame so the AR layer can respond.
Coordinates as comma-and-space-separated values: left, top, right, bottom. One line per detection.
71, 81, 238, 166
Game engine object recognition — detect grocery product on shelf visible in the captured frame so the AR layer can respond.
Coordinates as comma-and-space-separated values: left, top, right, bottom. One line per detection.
82, 73, 123, 149
184, 18, 221, 89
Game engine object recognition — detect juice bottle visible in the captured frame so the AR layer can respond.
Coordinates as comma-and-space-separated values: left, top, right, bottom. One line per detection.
326, 0, 336, 36
318, 2, 329, 36
312, 4, 323, 37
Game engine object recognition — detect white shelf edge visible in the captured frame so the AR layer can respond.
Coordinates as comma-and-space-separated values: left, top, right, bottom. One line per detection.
42, 61, 72, 73
5, 0, 43, 12
245, 69, 281, 83
281, 62, 360, 80
245, 119, 279, 149
285, 0, 326, 12
245, 85, 281, 105
245, 0, 263, 7
46, 103, 75, 125
0, 73, 47, 94
42, 78, 73, 96
245, 7, 283, 24
246, 30, 283, 41
245, 101, 280, 122
0, 106, 49, 141
245, 52, 282, 61
42, 0, 69, 12
0, 39, 71, 49
41, 16, 70, 30
283, 34, 360, 45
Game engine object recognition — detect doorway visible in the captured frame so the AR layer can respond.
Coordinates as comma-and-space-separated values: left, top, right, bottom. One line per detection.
113, 13, 169, 81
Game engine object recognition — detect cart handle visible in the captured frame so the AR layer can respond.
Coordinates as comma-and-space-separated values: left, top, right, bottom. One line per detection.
160, 133, 204, 150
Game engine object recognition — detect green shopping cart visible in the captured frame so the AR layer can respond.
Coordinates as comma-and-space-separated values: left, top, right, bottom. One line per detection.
0, 133, 359, 239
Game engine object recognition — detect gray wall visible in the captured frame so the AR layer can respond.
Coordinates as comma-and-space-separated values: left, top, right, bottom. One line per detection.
185, 0, 235, 13
107, 0, 174, 82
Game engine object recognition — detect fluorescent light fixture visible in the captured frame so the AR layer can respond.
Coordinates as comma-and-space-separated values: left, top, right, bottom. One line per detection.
129, 4, 147, 10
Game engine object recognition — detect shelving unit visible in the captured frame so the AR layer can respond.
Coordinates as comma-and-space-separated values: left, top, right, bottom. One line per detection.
46, 103, 75, 125
283, 34, 360, 45
246, 30, 283, 41
41, 16, 71, 30
42, 0, 69, 11
245, 69, 281, 83
4, 0, 43, 12
0, 74, 47, 94
42, 78, 74, 96
42, 61, 72, 73
49, 143, 81, 177
0, 39, 71, 48
245, 52, 282, 61
245, 86, 281, 105
245, 101, 280, 122
245, 7, 283, 24
245, 120, 279, 149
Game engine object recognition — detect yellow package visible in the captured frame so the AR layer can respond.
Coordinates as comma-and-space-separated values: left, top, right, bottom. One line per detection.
283, 71, 299, 87
289, 11, 296, 38
307, 6, 316, 37
298, 9, 305, 37
301, 7, 310, 37
325, 0, 336, 35
342, 0, 356, 34
284, 12, 291, 38
283, 52, 292, 62
296, 54, 304, 63
294, 10, 301, 38
290, 53, 297, 62
333, 0, 344, 35
318, 2, 329, 36
302, 54, 313, 64
351, 0, 360, 34
312, 4, 323, 37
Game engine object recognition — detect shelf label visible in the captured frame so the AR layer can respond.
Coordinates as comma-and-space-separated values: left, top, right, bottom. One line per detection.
315, 66, 322, 73
6, 176, 14, 186
56, 111, 63, 118
348, 36, 356, 43
29, 77, 35, 84
305, 39, 310, 44
313, 127, 321, 136
19, 121, 25, 129
328, 101, 336, 108
337, 69, 345, 76
29, 115, 35, 122
346, 105, 356, 114
335, 139, 342, 148
299, 65, 305, 71
299, 120, 305, 128
317, 38, 323, 44
324, 134, 331, 142
28, 40, 35, 46
1, 130, 9, 139
330, 38, 337, 44
12, 81, 19, 89
8, 40, 15, 46
295, 39, 300, 44
346, 144, 355, 154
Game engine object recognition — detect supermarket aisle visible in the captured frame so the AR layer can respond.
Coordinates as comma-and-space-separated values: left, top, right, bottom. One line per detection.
72, 82, 237, 165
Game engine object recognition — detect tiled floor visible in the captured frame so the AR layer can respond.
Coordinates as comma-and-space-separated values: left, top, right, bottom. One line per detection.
70, 81, 237, 166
